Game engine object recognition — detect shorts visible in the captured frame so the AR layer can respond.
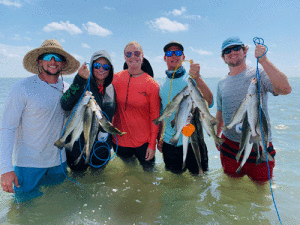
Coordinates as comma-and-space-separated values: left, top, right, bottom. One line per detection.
14, 162, 67, 202
112, 142, 155, 170
220, 134, 276, 182
162, 142, 201, 175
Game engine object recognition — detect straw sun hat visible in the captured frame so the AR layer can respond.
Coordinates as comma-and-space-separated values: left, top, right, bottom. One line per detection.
23, 39, 80, 75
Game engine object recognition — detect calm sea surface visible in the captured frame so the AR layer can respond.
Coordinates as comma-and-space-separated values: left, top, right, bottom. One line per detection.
0, 76, 299, 225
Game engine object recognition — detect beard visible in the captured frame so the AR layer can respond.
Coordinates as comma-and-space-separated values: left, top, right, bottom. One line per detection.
41, 66, 62, 76
226, 55, 246, 67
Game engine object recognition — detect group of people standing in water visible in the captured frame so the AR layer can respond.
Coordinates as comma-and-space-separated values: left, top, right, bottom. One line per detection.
0, 37, 291, 201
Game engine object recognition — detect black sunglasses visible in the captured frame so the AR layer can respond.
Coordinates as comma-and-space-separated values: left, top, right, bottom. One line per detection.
223, 45, 242, 55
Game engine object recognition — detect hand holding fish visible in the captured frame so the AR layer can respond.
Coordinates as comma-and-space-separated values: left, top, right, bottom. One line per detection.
1, 171, 19, 193
255, 44, 267, 63
78, 62, 90, 79
189, 59, 201, 80
145, 147, 155, 161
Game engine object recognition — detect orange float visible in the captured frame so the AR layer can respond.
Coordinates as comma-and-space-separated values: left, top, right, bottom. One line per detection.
181, 124, 195, 137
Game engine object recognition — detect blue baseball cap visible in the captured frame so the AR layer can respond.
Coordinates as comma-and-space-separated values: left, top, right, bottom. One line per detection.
221, 37, 244, 51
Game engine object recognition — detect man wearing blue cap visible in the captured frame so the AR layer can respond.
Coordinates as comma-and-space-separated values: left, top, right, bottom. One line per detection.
216, 37, 291, 183
157, 41, 214, 175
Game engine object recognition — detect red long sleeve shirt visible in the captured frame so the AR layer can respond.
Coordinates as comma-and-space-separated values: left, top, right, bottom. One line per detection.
112, 70, 160, 150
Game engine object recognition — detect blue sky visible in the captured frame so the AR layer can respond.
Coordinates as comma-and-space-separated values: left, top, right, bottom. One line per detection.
1, 0, 299, 81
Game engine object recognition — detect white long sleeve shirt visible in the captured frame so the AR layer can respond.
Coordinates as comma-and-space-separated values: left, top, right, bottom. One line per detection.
0, 75, 69, 175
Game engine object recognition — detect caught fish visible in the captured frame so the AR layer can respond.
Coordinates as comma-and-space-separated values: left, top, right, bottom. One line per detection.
247, 78, 260, 142
236, 113, 250, 162
187, 78, 218, 125
86, 112, 100, 163
200, 111, 224, 146
64, 116, 84, 150
89, 98, 126, 137
169, 95, 193, 146
182, 134, 189, 170
236, 132, 253, 174
54, 91, 92, 149
80, 105, 93, 164
153, 86, 189, 126
222, 97, 248, 131
190, 108, 206, 174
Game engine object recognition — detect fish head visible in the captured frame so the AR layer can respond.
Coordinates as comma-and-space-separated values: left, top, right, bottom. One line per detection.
247, 78, 258, 95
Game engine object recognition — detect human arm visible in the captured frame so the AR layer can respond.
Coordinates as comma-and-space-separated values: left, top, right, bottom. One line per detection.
60, 63, 90, 111
147, 81, 161, 156
189, 60, 214, 106
0, 84, 25, 192
255, 44, 292, 95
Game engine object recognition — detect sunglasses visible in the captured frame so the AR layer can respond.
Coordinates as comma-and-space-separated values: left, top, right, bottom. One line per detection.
223, 45, 242, 55
93, 63, 110, 71
41, 53, 65, 62
125, 51, 141, 58
165, 50, 183, 57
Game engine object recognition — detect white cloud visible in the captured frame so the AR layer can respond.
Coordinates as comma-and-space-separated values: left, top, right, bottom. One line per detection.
169, 6, 186, 16
148, 17, 188, 33
0, 0, 22, 8
167, 6, 201, 20
12, 34, 21, 40
72, 53, 84, 61
104, 6, 115, 10
0, 44, 30, 58
60, 38, 66, 43
82, 22, 112, 37
81, 43, 91, 49
43, 21, 82, 35
190, 47, 213, 56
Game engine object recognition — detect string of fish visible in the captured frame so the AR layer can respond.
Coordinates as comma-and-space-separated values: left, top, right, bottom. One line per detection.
58, 63, 118, 182
253, 37, 282, 225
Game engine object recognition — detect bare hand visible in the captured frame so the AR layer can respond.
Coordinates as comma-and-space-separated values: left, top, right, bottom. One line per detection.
78, 62, 90, 79
1, 171, 19, 193
145, 147, 156, 161
255, 44, 267, 63
189, 59, 201, 80
157, 140, 163, 153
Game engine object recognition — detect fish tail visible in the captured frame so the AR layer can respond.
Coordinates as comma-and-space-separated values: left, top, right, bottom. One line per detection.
236, 166, 242, 174
169, 135, 179, 146
221, 126, 228, 131
210, 117, 219, 126
54, 139, 65, 149
152, 118, 161, 126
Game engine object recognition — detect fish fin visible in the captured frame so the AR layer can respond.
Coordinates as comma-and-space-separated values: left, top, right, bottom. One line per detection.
54, 139, 64, 149
64, 142, 73, 150
210, 117, 219, 126
236, 166, 242, 174
221, 126, 228, 131
256, 157, 262, 165
169, 136, 179, 146
120, 132, 127, 137
152, 118, 161, 126
170, 119, 175, 128
215, 138, 225, 146
74, 150, 85, 165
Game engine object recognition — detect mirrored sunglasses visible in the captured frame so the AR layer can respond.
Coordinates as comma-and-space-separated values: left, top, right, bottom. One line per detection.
41, 53, 65, 62
93, 63, 110, 71
165, 50, 183, 57
125, 51, 141, 58
223, 45, 242, 55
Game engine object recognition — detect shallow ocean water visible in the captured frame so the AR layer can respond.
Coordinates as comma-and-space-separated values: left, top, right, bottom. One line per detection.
0, 77, 299, 225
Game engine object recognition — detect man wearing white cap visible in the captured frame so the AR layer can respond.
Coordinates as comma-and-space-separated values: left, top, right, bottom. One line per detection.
216, 37, 291, 183
0, 39, 80, 201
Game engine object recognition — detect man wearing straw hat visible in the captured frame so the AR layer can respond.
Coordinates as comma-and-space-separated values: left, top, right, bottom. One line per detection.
0, 39, 80, 200
157, 41, 213, 175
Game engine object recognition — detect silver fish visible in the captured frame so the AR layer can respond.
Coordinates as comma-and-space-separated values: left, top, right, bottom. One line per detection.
222, 97, 248, 131
64, 116, 84, 150
82, 105, 93, 164
153, 86, 189, 126
169, 95, 193, 146
54, 91, 92, 149
200, 111, 224, 146
86, 112, 100, 164
236, 132, 253, 174
187, 78, 218, 126
190, 108, 205, 175
182, 134, 189, 170
247, 78, 260, 141
89, 98, 126, 136
236, 112, 250, 162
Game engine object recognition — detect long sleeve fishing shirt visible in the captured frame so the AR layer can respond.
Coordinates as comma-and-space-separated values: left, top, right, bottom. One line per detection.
112, 70, 160, 150
0, 75, 69, 175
